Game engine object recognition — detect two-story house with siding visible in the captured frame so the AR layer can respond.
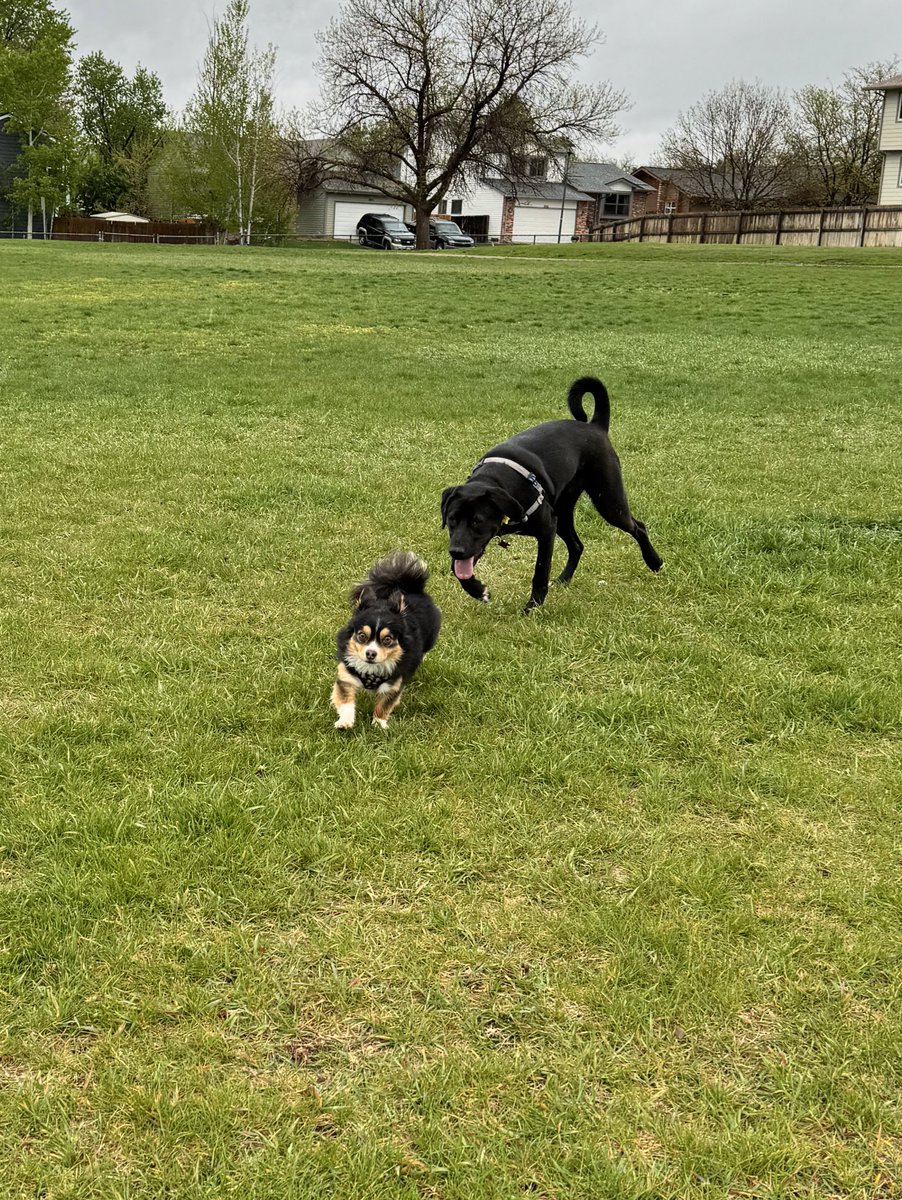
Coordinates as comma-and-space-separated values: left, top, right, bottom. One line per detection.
295, 149, 650, 243
866, 74, 902, 207
0, 115, 26, 234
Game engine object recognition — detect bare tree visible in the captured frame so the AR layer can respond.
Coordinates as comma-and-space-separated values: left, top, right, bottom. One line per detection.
314, 0, 625, 247
789, 59, 900, 206
660, 80, 792, 210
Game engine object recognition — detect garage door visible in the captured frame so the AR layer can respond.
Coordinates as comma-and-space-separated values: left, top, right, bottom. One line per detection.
333, 201, 406, 240
512, 202, 576, 243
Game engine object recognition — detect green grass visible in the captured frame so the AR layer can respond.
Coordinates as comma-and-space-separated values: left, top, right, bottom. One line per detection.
0, 239, 900, 1199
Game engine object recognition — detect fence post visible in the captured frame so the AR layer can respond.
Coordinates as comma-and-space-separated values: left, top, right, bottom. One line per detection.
639, 215, 647, 242
699, 213, 708, 244
774, 210, 783, 245
666, 214, 674, 243
735, 211, 744, 244
858, 207, 868, 247
816, 208, 826, 247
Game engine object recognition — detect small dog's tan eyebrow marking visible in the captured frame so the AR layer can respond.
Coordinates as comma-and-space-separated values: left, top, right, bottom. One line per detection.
357, 625, 371, 640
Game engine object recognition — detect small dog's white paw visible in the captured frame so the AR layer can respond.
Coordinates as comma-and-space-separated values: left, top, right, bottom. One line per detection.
480, 588, 491, 603
334, 717, 355, 730
372, 717, 389, 730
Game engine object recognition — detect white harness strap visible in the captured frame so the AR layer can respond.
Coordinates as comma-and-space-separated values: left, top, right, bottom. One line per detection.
475, 456, 546, 519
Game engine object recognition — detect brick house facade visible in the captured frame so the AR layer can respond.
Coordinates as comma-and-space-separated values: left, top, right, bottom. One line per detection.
633, 167, 724, 215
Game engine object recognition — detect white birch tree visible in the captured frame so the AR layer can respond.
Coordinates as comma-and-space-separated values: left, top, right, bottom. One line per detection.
182, 0, 279, 243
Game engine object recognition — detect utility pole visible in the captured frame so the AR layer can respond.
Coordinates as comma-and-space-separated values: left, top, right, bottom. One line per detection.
557, 147, 572, 244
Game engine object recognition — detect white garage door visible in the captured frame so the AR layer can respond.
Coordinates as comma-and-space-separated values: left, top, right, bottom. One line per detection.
333, 201, 406, 240
512, 202, 576, 243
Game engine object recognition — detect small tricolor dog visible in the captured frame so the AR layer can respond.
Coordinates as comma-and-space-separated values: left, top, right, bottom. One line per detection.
332, 552, 441, 730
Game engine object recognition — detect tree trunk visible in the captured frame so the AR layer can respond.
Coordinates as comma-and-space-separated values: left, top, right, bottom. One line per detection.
415, 205, 431, 250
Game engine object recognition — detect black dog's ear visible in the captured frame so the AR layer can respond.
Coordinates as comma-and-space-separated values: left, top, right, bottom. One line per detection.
481, 483, 523, 521
440, 486, 457, 529
388, 589, 407, 613
349, 582, 373, 609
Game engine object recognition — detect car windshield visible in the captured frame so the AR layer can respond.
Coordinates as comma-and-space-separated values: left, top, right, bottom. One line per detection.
434, 221, 463, 234
381, 220, 409, 232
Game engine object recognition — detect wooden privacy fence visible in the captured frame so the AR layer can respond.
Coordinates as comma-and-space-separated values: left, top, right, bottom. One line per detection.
589, 206, 902, 248
49, 216, 217, 244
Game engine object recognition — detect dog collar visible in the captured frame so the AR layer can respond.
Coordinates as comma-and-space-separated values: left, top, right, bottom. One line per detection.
473, 456, 545, 519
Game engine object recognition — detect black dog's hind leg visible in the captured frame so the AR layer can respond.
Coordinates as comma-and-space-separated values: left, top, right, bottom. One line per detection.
588, 485, 663, 573
524, 518, 558, 613
554, 493, 584, 585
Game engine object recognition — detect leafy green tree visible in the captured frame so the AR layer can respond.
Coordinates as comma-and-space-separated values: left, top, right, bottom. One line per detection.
182, 0, 286, 242
74, 51, 168, 213
0, 0, 75, 237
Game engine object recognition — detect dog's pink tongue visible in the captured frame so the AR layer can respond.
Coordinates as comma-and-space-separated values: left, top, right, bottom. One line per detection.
453, 557, 475, 581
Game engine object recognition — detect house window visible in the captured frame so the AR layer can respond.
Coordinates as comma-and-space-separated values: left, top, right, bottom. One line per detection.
450, 198, 463, 214
663, 201, 676, 215
602, 192, 631, 217
512, 155, 547, 178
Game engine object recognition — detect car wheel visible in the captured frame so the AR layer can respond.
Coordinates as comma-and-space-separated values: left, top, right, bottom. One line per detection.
357, 229, 368, 246
382, 237, 393, 250
435, 239, 445, 250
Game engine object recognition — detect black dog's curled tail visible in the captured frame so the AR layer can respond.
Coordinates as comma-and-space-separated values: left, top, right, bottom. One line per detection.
350, 551, 429, 607
567, 376, 610, 431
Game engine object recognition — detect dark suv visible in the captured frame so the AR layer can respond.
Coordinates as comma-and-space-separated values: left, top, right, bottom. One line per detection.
356, 213, 415, 250
429, 218, 475, 249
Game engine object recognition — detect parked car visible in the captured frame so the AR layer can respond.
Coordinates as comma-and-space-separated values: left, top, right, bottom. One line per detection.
405, 217, 476, 249
429, 218, 475, 249
356, 213, 415, 250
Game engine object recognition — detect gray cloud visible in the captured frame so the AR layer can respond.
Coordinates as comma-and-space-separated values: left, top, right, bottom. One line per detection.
65, 0, 899, 164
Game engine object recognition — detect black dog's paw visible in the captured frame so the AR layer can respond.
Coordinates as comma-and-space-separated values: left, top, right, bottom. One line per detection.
479, 587, 490, 603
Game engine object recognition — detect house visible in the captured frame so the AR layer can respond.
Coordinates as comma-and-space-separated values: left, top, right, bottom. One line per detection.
632, 166, 732, 215
294, 151, 650, 243
295, 177, 414, 241
443, 159, 650, 243
865, 73, 902, 206
0, 115, 26, 234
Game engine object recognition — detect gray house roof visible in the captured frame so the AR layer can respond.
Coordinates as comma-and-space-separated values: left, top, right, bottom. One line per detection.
484, 177, 594, 202
864, 73, 902, 90
638, 166, 729, 198
565, 162, 652, 194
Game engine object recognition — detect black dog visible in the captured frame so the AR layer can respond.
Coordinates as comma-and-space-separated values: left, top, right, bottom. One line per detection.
332, 551, 441, 729
441, 377, 663, 612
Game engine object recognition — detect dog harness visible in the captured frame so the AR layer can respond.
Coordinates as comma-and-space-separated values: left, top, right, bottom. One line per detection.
344, 661, 394, 690
472, 456, 546, 519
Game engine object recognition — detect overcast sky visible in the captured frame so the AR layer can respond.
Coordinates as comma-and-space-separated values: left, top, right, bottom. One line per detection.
64, 0, 899, 164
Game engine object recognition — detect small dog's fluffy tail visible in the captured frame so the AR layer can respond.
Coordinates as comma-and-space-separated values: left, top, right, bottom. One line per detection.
350, 551, 429, 608
567, 376, 610, 431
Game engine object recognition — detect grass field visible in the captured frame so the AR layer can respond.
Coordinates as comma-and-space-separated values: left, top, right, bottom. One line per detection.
1, 239, 900, 1199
